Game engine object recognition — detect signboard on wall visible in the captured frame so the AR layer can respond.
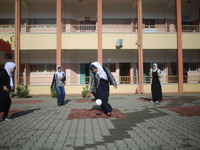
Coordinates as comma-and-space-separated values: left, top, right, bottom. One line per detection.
0, 34, 15, 50
0, 39, 11, 53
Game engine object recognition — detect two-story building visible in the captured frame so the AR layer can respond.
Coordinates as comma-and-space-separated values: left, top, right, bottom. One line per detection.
0, 0, 200, 95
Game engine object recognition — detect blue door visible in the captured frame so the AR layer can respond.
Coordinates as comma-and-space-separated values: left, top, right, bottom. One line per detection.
80, 64, 86, 84
80, 64, 92, 84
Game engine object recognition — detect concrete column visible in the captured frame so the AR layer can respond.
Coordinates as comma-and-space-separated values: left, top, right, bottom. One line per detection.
14, 0, 21, 90
176, 0, 183, 93
137, 0, 143, 94
56, 0, 62, 66
97, 0, 102, 65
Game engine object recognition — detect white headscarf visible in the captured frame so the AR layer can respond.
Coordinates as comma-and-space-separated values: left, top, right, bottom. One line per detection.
152, 63, 158, 72
55, 65, 64, 79
4, 62, 16, 89
91, 62, 108, 80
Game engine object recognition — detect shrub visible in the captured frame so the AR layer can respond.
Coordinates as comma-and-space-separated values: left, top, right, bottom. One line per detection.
50, 86, 57, 98
82, 85, 89, 98
16, 85, 30, 98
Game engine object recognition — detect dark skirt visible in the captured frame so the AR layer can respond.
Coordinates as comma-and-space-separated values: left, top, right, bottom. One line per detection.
151, 73, 163, 102
97, 79, 112, 113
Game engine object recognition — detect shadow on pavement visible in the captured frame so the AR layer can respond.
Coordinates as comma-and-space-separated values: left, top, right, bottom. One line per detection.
64, 99, 71, 105
10, 109, 40, 119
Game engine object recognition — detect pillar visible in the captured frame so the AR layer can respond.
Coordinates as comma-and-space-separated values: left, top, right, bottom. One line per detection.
97, 0, 102, 65
176, 0, 183, 93
137, 0, 143, 94
15, 0, 21, 90
56, 0, 62, 66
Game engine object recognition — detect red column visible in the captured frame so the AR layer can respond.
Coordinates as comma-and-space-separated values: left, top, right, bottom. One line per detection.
56, 0, 62, 66
137, 0, 143, 94
97, 0, 102, 65
176, 0, 183, 93
15, 0, 21, 90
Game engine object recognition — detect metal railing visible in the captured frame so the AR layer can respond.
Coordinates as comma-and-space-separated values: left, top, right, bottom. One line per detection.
143, 25, 177, 32
21, 24, 57, 32
19, 75, 200, 85
182, 25, 200, 32
0, 24, 199, 33
0, 25, 15, 32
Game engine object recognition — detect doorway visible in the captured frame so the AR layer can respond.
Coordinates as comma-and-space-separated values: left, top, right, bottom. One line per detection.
80, 64, 91, 84
119, 63, 130, 84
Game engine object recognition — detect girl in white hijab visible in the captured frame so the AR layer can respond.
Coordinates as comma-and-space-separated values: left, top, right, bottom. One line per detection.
4, 62, 16, 90
51, 65, 66, 106
87, 61, 117, 116
149, 63, 163, 103
0, 62, 16, 121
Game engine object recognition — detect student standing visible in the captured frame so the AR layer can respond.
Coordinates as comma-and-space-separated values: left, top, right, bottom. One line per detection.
0, 62, 16, 121
149, 63, 163, 103
51, 65, 66, 106
86, 62, 117, 116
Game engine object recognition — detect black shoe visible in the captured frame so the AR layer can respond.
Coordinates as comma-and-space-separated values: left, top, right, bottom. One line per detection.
2, 116, 12, 121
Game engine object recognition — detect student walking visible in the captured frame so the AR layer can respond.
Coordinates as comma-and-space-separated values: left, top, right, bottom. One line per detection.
86, 62, 117, 116
51, 65, 66, 106
0, 62, 16, 121
149, 63, 163, 103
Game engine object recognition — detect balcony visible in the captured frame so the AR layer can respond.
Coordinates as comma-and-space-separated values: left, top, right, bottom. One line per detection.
19, 75, 200, 86
0, 24, 199, 33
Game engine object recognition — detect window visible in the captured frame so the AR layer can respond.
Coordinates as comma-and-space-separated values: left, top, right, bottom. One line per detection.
31, 65, 37, 72
38, 65, 44, 72
30, 64, 56, 73
157, 63, 165, 72
104, 63, 116, 72
47, 64, 56, 72
189, 63, 198, 72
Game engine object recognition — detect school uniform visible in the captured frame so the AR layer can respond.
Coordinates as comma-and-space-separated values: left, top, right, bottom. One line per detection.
150, 63, 163, 102
90, 62, 117, 114
51, 66, 66, 106
0, 62, 16, 120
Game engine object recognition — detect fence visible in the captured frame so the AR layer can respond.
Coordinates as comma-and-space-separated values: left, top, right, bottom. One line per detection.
19, 75, 200, 85
1, 24, 199, 33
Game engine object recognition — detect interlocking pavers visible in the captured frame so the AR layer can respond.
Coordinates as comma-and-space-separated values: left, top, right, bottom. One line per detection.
0, 94, 200, 150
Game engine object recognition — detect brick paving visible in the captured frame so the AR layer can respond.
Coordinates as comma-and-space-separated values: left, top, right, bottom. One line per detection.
0, 94, 200, 150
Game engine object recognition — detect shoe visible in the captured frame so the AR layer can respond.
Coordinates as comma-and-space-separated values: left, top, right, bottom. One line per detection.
151, 100, 153, 102
2, 117, 11, 121
107, 112, 111, 116
156, 101, 159, 103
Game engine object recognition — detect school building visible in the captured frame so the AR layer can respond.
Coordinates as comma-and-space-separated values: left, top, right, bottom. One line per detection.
0, 0, 200, 95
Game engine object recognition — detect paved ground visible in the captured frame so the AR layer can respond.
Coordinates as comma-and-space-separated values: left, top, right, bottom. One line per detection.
0, 93, 200, 150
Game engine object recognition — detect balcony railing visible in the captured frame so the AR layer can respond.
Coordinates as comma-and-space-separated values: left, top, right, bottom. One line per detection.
1, 24, 199, 33
0, 25, 15, 32
182, 25, 200, 32
19, 75, 200, 85
21, 24, 57, 32
143, 25, 177, 32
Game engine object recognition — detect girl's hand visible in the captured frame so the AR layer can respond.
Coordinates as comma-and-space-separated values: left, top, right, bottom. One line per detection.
114, 85, 117, 89
3, 86, 10, 92
59, 77, 63, 80
149, 72, 151, 76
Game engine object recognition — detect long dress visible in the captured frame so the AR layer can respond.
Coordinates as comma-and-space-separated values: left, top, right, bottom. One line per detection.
97, 79, 112, 113
0, 69, 11, 117
151, 70, 163, 102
